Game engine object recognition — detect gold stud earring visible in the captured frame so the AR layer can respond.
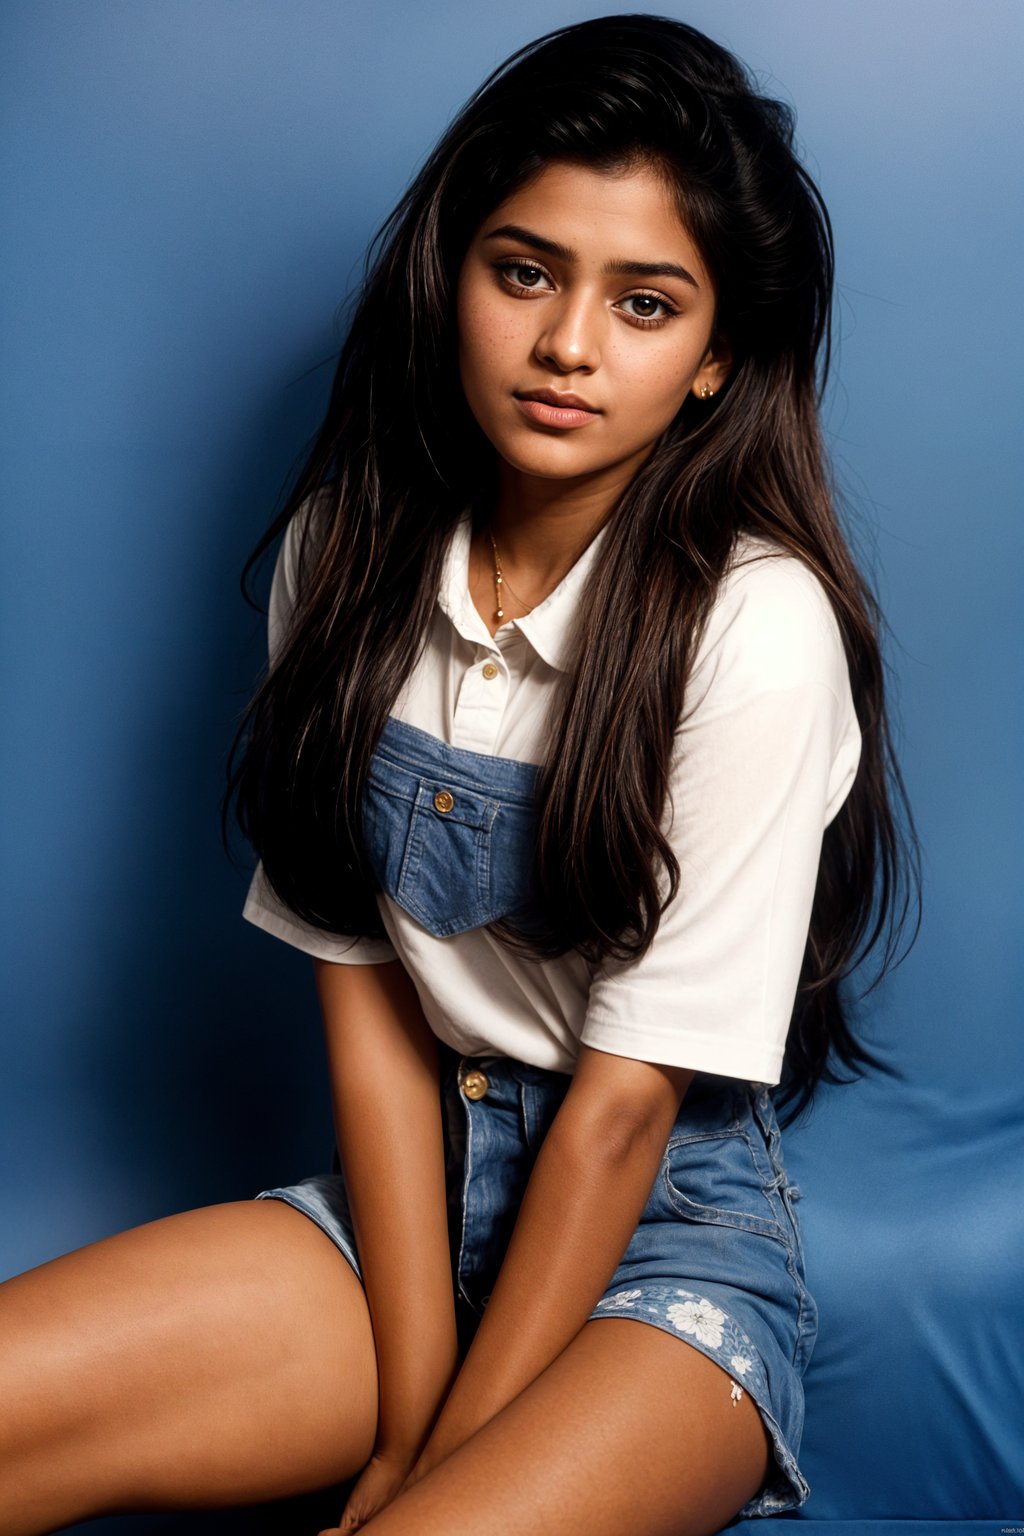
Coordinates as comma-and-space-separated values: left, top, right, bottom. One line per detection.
698, 381, 715, 400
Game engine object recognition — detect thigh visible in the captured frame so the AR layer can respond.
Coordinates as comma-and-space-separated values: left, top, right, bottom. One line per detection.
352, 1314, 772, 1536
0, 1198, 378, 1529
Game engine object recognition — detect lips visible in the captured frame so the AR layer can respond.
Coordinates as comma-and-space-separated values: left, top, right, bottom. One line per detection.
515, 388, 601, 413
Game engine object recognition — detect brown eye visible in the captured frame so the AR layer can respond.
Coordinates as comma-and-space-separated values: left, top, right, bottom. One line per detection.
617, 291, 680, 329
494, 259, 553, 294
621, 292, 676, 323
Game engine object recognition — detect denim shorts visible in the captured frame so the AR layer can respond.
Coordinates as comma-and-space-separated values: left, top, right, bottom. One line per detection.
256, 1044, 817, 1518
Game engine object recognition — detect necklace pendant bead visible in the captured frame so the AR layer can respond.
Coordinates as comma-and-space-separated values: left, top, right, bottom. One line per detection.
496, 606, 504, 619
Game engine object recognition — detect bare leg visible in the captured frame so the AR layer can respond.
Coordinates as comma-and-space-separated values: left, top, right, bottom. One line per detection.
350, 1316, 774, 1536
0, 1199, 379, 1535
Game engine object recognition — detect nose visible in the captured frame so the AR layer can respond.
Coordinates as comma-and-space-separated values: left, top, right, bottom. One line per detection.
533, 291, 601, 375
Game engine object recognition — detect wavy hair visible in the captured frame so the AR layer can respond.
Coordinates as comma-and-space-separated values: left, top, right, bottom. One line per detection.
223, 13, 922, 1127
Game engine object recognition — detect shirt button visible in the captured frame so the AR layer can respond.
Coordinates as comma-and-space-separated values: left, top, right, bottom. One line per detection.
460, 1069, 489, 1100
433, 790, 455, 813
482, 662, 498, 680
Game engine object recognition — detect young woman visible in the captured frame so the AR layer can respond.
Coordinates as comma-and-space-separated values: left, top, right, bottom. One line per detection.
1, 15, 919, 1536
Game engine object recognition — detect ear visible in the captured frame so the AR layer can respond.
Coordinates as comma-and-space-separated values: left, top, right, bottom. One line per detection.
690, 332, 733, 400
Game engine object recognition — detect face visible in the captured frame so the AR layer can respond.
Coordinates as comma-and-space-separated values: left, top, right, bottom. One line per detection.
456, 159, 731, 497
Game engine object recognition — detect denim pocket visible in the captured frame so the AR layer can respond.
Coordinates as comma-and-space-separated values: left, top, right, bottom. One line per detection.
660, 1121, 788, 1240
363, 757, 541, 939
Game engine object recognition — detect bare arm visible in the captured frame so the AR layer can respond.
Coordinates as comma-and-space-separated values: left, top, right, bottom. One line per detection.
410, 1044, 695, 1469
314, 955, 460, 1464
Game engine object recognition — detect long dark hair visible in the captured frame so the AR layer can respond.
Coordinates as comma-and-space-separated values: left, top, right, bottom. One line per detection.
223, 13, 921, 1128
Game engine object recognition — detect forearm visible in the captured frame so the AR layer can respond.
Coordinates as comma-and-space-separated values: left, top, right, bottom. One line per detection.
416, 1089, 670, 1462
315, 958, 460, 1461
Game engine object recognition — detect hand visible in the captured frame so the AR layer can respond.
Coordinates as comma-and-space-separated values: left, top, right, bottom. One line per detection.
319, 1448, 417, 1535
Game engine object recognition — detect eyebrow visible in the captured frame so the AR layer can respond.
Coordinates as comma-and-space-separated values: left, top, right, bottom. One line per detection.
481, 222, 700, 289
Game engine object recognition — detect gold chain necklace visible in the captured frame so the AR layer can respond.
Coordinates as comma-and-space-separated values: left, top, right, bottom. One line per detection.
487, 530, 535, 621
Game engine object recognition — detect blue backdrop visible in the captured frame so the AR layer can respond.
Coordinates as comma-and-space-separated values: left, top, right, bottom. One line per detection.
1, 1, 1021, 1525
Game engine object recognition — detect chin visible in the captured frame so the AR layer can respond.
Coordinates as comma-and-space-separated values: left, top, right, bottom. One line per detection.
489, 431, 603, 479
499, 450, 601, 482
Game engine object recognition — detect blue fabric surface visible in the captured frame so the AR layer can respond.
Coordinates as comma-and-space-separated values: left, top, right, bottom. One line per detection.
725, 1071, 1024, 1524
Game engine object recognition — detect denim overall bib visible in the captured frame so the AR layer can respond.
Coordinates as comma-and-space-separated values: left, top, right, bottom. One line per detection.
256, 714, 818, 1518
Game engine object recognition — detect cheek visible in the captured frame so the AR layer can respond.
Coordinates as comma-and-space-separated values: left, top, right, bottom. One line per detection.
458, 283, 531, 386
459, 285, 500, 360
610, 347, 697, 428
456, 299, 511, 435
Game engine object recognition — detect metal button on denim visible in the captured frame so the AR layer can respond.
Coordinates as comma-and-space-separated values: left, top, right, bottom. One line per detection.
361, 715, 543, 939
461, 1069, 489, 1099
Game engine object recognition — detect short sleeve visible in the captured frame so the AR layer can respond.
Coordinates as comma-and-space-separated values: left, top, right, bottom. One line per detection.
241, 503, 401, 966
580, 546, 862, 1085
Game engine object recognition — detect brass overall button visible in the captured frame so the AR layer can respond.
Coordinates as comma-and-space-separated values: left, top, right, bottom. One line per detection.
433, 789, 455, 813
460, 1069, 489, 1100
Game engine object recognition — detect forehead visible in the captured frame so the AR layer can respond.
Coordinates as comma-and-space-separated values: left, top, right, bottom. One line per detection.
475, 160, 708, 281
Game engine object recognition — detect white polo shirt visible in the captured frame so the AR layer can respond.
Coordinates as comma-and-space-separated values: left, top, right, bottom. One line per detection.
243, 504, 862, 1085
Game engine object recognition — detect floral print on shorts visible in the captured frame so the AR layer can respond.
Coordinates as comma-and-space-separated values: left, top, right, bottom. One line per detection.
591, 1280, 810, 1518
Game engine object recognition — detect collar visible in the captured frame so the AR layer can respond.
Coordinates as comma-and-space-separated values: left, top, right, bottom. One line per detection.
437, 511, 612, 674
